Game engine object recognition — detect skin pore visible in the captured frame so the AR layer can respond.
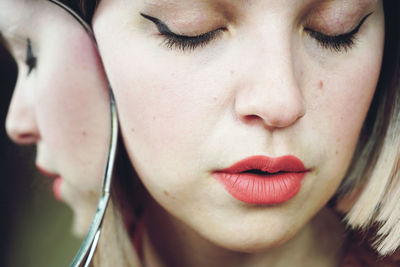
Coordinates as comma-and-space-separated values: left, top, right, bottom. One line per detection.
1, 0, 110, 236
92, 0, 384, 266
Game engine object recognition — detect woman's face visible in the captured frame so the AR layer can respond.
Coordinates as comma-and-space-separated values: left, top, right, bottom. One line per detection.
93, 0, 384, 250
2, 0, 110, 236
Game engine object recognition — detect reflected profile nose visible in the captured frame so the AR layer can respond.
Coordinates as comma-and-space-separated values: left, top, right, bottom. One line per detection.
234, 44, 305, 129
5, 79, 39, 145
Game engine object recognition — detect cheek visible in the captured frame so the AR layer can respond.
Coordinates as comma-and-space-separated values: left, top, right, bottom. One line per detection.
304, 52, 383, 180
305, 13, 384, 160
119, 76, 199, 145
332, 63, 379, 139
36, 29, 110, 190
110, 46, 227, 164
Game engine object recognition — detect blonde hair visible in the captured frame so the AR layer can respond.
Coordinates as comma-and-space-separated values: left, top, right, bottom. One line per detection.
337, 0, 400, 255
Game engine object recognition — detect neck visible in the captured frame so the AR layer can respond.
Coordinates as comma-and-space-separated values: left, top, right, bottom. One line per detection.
141, 198, 346, 267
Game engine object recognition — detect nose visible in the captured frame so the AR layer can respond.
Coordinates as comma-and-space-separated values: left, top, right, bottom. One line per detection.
6, 77, 40, 145
234, 36, 305, 129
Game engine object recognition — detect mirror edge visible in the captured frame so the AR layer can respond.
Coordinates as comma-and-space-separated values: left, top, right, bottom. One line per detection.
46, 1, 119, 266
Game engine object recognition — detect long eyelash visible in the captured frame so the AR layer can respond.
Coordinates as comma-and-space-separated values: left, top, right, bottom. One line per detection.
306, 31, 357, 52
26, 38, 37, 75
162, 31, 222, 51
141, 13, 224, 51
305, 12, 372, 52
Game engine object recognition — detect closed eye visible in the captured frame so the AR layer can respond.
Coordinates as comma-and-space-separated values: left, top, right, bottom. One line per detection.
140, 13, 225, 51
304, 12, 373, 52
26, 38, 37, 75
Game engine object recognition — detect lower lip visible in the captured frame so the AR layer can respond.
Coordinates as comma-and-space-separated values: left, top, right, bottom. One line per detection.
52, 177, 63, 202
214, 172, 308, 205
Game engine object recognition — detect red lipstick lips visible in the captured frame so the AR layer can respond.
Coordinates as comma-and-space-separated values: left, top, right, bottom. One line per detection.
36, 165, 58, 178
36, 165, 63, 201
213, 155, 309, 205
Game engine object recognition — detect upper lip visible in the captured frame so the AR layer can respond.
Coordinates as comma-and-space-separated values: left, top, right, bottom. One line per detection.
216, 155, 308, 174
36, 165, 59, 178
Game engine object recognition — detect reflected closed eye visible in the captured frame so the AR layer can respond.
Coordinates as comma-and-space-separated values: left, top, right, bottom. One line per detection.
141, 13, 225, 51
304, 12, 373, 52
26, 38, 37, 75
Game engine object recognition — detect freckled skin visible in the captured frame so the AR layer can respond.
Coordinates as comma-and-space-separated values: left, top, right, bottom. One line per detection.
93, 0, 385, 264
318, 80, 324, 89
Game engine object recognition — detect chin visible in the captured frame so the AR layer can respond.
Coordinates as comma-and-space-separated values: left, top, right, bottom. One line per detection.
71, 213, 93, 237
211, 237, 295, 254
201, 224, 301, 254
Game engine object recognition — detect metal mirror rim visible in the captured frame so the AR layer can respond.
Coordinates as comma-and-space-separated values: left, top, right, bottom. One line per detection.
46, 1, 119, 266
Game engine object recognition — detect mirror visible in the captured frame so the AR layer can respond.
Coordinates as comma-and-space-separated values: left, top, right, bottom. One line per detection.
0, 0, 112, 266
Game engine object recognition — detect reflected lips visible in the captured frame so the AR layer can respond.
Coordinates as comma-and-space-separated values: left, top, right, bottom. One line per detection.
36, 165, 62, 201
213, 155, 309, 205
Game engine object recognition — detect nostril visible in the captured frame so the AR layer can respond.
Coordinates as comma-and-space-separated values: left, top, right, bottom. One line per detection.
234, 86, 306, 129
17, 133, 39, 145
5, 101, 40, 145
242, 115, 261, 122
11, 134, 38, 145
6, 120, 40, 145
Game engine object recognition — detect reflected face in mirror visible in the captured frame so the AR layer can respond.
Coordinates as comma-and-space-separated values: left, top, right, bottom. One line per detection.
93, 0, 384, 251
1, 0, 110, 236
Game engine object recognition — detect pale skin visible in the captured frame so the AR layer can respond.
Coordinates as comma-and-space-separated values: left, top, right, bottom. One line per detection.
2, 0, 110, 236
92, 0, 385, 266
